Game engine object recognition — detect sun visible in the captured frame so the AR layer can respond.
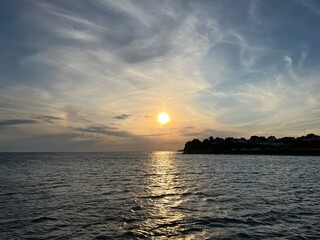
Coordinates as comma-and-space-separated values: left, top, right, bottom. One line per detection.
157, 112, 170, 125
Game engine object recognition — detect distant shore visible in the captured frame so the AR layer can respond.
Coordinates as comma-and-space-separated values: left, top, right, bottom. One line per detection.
183, 134, 320, 156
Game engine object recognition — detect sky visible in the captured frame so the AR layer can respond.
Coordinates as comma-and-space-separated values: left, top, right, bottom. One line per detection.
1, 0, 320, 151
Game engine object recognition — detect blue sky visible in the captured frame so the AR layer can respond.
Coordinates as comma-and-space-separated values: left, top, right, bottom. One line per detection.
1, 0, 320, 151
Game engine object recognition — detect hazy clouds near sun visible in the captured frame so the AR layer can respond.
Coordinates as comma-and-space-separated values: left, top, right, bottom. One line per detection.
1, 0, 320, 151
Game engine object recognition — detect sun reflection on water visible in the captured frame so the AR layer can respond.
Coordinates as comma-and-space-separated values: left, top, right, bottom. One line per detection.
126, 151, 207, 239
143, 152, 184, 235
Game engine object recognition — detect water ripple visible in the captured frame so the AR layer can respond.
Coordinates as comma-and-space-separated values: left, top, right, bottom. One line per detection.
0, 152, 319, 239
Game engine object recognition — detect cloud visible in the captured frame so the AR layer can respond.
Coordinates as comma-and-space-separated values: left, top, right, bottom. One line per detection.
1, 1, 320, 151
0, 119, 37, 126
283, 55, 292, 67
142, 132, 172, 137
300, 0, 320, 15
181, 128, 242, 138
75, 125, 134, 138
113, 114, 131, 120
0, 133, 98, 152
298, 45, 310, 68
33, 115, 64, 123
248, 0, 294, 27
117, 35, 171, 64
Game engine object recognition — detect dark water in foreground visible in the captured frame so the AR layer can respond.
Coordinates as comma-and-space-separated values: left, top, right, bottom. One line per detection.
0, 152, 319, 239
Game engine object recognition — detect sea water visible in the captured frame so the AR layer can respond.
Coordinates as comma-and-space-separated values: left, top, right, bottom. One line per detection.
0, 152, 319, 239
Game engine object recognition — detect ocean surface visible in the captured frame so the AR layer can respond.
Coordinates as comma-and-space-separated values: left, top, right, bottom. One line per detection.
0, 152, 319, 239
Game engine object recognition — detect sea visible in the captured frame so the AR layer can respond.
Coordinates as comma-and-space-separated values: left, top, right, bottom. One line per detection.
0, 152, 319, 239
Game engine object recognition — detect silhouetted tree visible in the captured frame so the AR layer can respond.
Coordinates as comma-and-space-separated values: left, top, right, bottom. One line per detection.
183, 133, 320, 155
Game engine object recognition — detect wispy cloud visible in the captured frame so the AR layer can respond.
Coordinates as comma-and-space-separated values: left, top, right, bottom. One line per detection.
1, 0, 320, 150
300, 0, 320, 15
181, 128, 242, 139
0, 119, 37, 126
113, 114, 131, 120
33, 115, 64, 123
75, 125, 135, 138
0, 133, 98, 152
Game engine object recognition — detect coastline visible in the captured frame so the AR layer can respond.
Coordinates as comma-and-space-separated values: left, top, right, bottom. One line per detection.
183, 134, 320, 156
183, 149, 320, 156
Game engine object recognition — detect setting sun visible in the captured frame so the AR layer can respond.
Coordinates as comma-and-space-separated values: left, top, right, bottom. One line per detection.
157, 112, 170, 125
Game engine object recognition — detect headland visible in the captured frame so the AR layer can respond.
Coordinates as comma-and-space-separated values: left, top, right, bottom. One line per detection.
183, 134, 320, 155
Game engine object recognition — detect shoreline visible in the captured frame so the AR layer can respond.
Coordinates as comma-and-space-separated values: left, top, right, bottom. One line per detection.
183, 149, 320, 156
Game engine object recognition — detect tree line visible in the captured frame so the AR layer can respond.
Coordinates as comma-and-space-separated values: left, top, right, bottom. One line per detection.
183, 133, 320, 155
